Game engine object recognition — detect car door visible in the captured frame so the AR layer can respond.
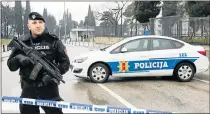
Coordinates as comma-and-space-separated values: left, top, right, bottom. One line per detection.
148, 38, 183, 76
107, 38, 150, 77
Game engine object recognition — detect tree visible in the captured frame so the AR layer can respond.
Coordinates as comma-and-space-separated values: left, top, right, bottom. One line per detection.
94, 2, 128, 36
72, 20, 78, 28
57, 10, 76, 40
24, 1, 31, 35
15, 1, 23, 38
186, 1, 210, 17
134, 1, 161, 23
47, 14, 56, 34
55, 25, 61, 38
100, 11, 117, 36
132, 1, 160, 34
84, 5, 96, 26
42, 8, 58, 34
161, 1, 185, 37
100, 11, 115, 25
122, 19, 132, 36
162, 1, 178, 17
43, 8, 48, 20
66, 10, 73, 35
123, 2, 138, 36
79, 20, 84, 27
123, 2, 134, 18
43, 8, 48, 27
185, 1, 210, 36
162, 1, 186, 17
1, 3, 15, 38
99, 19, 114, 37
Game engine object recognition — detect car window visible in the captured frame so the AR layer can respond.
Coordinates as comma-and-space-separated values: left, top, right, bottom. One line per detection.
122, 39, 149, 52
123, 39, 140, 52
151, 39, 173, 50
138, 39, 149, 51
153, 40, 160, 49
171, 40, 184, 48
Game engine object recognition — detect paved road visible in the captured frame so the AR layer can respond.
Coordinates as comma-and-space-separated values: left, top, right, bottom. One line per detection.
2, 45, 209, 113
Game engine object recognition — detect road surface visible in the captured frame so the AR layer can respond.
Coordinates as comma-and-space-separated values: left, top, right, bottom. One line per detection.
1, 45, 209, 113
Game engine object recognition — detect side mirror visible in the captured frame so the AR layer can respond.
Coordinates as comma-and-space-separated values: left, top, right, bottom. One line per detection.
121, 47, 127, 53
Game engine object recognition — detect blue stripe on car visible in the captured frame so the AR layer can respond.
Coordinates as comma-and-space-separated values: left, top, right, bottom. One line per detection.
107, 57, 198, 74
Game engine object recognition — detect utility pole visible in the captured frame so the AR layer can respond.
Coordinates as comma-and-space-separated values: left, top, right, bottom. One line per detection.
64, 2, 66, 41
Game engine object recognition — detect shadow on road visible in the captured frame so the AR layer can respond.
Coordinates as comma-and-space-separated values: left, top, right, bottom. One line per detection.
107, 76, 178, 83
76, 76, 180, 83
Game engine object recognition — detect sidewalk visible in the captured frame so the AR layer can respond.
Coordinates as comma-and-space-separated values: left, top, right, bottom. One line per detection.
202, 45, 209, 51
1, 51, 11, 58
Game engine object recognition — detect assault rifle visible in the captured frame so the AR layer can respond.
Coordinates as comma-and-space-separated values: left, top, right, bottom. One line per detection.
8, 37, 65, 84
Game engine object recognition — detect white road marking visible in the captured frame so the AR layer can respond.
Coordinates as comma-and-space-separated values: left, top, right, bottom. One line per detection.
97, 84, 137, 109
193, 78, 209, 84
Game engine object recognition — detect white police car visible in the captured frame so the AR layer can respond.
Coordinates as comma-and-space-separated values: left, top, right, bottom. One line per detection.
70, 35, 209, 83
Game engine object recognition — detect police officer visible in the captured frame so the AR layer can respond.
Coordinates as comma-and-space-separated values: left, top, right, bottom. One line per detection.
7, 12, 70, 114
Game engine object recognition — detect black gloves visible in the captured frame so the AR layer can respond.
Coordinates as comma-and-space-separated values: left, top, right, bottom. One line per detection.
37, 72, 60, 87
16, 54, 33, 66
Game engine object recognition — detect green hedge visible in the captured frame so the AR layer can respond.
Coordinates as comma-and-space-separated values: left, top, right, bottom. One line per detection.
1, 39, 11, 46
182, 37, 210, 45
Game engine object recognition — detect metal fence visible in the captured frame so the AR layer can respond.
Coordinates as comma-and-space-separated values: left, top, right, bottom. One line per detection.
67, 16, 210, 48
93, 23, 149, 38
92, 16, 210, 38
149, 16, 210, 38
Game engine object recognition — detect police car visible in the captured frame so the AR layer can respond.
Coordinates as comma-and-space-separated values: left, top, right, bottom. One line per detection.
70, 35, 209, 83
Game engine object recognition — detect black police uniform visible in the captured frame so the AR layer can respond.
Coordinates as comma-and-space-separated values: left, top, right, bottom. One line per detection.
7, 12, 70, 114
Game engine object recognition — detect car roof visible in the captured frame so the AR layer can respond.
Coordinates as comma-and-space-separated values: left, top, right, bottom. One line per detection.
105, 35, 190, 52
123, 35, 188, 44
126, 35, 176, 40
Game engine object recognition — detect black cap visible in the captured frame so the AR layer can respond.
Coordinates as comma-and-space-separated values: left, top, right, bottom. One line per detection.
28, 12, 45, 22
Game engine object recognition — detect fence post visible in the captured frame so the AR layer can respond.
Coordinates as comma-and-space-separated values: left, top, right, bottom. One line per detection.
3, 45, 5, 52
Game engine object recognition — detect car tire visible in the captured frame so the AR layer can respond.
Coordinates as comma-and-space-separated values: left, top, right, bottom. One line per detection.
88, 63, 110, 83
174, 62, 195, 82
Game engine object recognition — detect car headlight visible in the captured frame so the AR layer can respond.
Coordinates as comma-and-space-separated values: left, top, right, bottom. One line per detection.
74, 57, 88, 63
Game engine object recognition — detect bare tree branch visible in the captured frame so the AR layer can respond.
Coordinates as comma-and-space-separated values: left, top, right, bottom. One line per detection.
93, 10, 104, 20
94, 1, 129, 25
104, 5, 115, 14
116, 1, 128, 22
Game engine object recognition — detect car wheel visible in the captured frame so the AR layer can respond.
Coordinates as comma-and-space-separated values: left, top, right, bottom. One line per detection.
174, 62, 195, 82
88, 63, 110, 83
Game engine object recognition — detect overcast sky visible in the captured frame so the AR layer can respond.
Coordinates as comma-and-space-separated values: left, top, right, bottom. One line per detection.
4, 2, 132, 25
